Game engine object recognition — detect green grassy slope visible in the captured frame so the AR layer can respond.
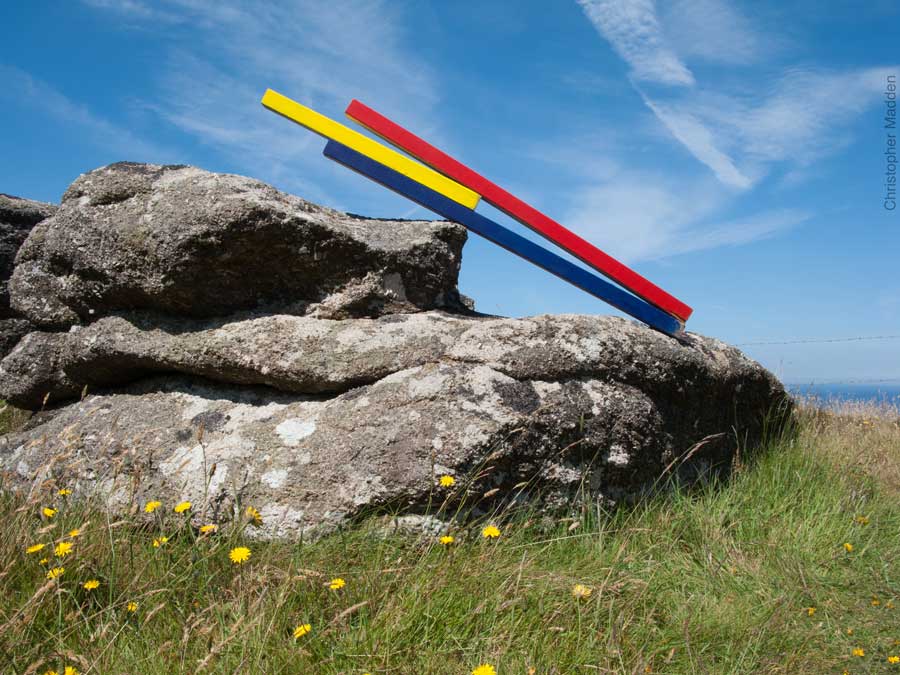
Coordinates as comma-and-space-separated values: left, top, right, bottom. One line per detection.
1, 404, 898, 675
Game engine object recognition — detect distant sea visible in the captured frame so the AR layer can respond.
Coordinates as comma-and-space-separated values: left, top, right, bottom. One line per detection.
786, 383, 900, 407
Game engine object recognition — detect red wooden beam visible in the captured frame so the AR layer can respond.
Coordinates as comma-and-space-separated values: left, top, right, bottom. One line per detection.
345, 99, 693, 322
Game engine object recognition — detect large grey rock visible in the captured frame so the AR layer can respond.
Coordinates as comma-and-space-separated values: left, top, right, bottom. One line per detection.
9, 162, 468, 329
0, 312, 787, 538
1, 194, 56, 319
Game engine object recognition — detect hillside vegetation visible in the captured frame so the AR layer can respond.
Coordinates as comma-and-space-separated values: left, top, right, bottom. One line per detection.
1, 401, 898, 674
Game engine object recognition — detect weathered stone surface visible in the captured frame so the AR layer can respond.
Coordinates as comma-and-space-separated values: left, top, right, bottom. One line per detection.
0, 312, 787, 538
1, 194, 56, 320
9, 162, 468, 329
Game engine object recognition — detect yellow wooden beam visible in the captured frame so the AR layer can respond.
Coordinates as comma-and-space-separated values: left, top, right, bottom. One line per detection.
261, 89, 480, 210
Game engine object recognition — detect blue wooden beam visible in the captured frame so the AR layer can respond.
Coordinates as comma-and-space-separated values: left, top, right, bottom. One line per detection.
322, 140, 683, 337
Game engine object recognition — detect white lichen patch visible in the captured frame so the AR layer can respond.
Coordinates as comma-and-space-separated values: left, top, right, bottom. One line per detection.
275, 418, 316, 446
260, 468, 289, 489
605, 444, 631, 467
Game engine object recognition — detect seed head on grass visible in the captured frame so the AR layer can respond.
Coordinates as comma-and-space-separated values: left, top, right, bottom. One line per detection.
472, 665, 496, 675
46, 566, 65, 580
328, 577, 345, 590
54, 541, 73, 558
174, 501, 192, 514
293, 623, 311, 639
482, 525, 501, 539
26, 543, 45, 554
229, 546, 251, 564
144, 500, 162, 513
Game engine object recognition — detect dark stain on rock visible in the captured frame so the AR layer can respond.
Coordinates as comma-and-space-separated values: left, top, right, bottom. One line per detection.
494, 380, 541, 414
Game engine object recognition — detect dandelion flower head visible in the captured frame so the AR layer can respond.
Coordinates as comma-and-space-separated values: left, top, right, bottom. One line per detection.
174, 501, 192, 514
472, 665, 497, 675
482, 525, 501, 539
26, 543, 45, 554
54, 541, 73, 558
229, 546, 251, 564
144, 500, 162, 513
440, 535, 455, 545
83, 579, 100, 590
46, 566, 65, 580
439, 475, 456, 487
293, 623, 311, 639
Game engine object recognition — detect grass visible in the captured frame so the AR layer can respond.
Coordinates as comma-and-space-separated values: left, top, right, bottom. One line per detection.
1, 401, 898, 674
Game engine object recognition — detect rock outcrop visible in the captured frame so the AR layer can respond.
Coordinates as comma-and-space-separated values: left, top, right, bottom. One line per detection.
0, 194, 56, 358
0, 163, 788, 539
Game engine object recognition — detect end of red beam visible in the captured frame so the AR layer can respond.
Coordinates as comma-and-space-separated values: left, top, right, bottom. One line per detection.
345, 99, 693, 323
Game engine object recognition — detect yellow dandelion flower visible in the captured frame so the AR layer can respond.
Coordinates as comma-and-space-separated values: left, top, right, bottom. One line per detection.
83, 579, 100, 590
68, 528, 81, 538
43, 669, 59, 675
887, 601, 895, 609
152, 536, 169, 548
58, 488, 72, 496
293, 623, 311, 639
440, 535, 455, 545
229, 546, 251, 564
482, 525, 501, 539
855, 515, 870, 525
64, 668, 79, 675
806, 607, 816, 616
42, 507, 57, 518
38, 557, 49, 565
174, 501, 192, 514
126, 601, 138, 612
246, 506, 263, 525
144, 500, 162, 513
439, 475, 456, 487
26, 543, 45, 554
888, 656, 899, 664
852, 648, 865, 657
54, 541, 73, 558
329, 577, 346, 591
199, 524, 218, 534
843, 542, 854, 553
872, 597, 881, 607
847, 627, 854, 635
572, 583, 592, 599
472, 665, 497, 675
46, 566, 65, 580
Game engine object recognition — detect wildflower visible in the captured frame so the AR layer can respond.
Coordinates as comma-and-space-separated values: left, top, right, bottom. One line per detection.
293, 623, 311, 639
887, 601, 895, 609
152, 536, 169, 548
482, 525, 501, 539
144, 500, 162, 513
44, 670, 59, 675
229, 546, 251, 564
439, 475, 456, 487
440, 535, 455, 545
472, 665, 497, 675
806, 607, 816, 616
46, 566, 65, 580
329, 577, 345, 591
855, 515, 870, 525
126, 601, 138, 612
68, 529, 81, 538
54, 541, 73, 558
572, 583, 592, 599
64, 668, 79, 675
847, 628, 854, 635
199, 524, 218, 534
872, 597, 881, 607
39, 557, 49, 565
42, 507, 57, 518
58, 488, 72, 496
844, 542, 854, 553
26, 543, 45, 554
852, 648, 865, 657
888, 656, 899, 664
246, 506, 262, 525
174, 501, 192, 514
83, 579, 100, 590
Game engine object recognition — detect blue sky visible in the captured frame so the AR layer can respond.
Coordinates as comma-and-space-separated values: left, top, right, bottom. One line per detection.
2, 0, 898, 384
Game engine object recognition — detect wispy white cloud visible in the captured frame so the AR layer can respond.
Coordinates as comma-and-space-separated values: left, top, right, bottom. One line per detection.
659, 0, 765, 65
81, 0, 442, 209
576, 0, 695, 86
0, 64, 172, 162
